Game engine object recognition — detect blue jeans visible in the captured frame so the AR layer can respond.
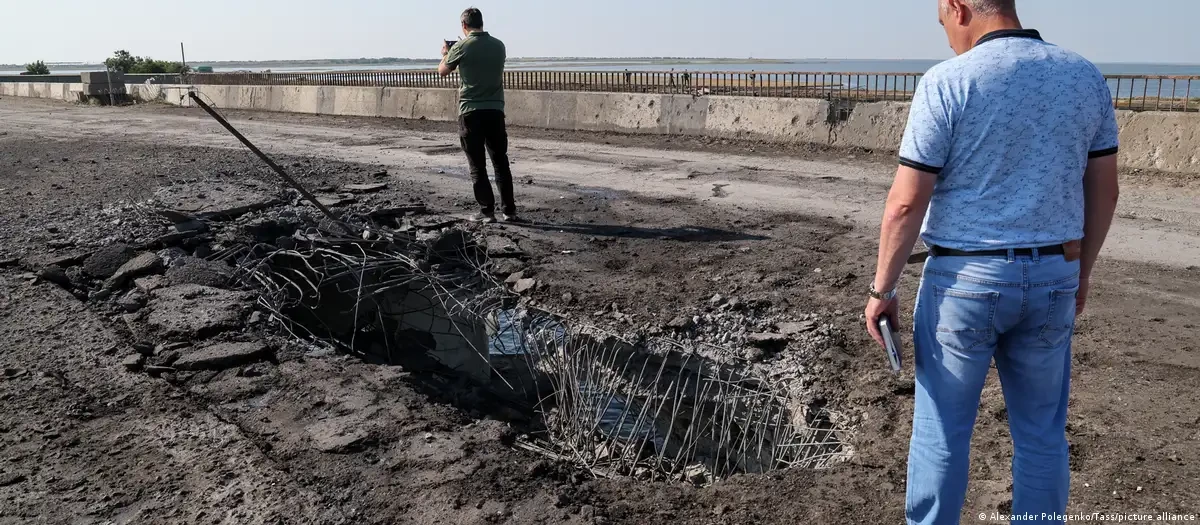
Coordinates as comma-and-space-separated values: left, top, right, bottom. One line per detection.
907, 252, 1080, 525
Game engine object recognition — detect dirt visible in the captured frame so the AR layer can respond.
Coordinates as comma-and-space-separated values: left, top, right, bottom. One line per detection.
1, 96, 1198, 524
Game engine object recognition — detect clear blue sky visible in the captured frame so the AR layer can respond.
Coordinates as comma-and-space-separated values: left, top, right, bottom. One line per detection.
2, 0, 1197, 65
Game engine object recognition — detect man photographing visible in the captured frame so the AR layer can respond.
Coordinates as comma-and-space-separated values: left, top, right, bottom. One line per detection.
864, 0, 1120, 523
439, 7, 521, 223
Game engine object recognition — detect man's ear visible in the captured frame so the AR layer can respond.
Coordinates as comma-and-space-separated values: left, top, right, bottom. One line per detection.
947, 0, 971, 26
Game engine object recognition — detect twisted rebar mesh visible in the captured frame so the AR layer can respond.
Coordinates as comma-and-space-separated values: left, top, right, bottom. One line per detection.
236, 224, 847, 482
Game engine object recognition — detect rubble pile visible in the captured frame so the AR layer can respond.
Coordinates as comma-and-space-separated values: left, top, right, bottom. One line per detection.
21, 177, 848, 486
26, 178, 493, 385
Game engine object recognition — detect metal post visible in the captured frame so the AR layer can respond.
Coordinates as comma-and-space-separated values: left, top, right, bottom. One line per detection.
104, 69, 115, 107
187, 92, 351, 234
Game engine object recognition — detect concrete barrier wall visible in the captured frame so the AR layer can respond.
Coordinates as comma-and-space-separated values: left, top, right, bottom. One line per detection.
0, 82, 83, 100
4, 81, 1199, 173
1114, 110, 1200, 173
706, 97, 830, 144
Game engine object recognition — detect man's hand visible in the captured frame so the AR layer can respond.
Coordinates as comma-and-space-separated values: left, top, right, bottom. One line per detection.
865, 296, 901, 348
441, 41, 452, 57
1076, 277, 1089, 317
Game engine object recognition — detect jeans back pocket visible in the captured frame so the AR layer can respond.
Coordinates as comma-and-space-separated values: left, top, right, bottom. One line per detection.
934, 286, 1000, 352
1038, 286, 1079, 348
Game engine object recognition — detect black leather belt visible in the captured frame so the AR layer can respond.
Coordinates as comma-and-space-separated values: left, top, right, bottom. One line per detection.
929, 244, 1065, 257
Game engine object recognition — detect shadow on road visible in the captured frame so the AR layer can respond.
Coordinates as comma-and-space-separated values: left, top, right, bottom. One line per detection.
516, 221, 769, 242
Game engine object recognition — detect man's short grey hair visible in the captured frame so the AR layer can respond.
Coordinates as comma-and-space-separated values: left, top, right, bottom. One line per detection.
942, 0, 1016, 15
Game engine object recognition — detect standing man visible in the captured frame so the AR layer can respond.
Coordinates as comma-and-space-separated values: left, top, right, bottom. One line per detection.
864, 1, 1120, 524
440, 7, 521, 223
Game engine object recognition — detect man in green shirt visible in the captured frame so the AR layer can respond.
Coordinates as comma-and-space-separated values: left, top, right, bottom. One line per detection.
439, 7, 520, 223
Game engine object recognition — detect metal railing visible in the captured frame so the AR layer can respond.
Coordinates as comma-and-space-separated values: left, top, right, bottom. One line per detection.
126, 73, 185, 84
187, 70, 1200, 112
4, 70, 1197, 112
190, 70, 925, 102
1108, 75, 1198, 112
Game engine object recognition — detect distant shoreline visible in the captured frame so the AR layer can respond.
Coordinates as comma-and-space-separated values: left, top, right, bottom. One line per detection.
2, 56, 1197, 72
0, 57, 799, 69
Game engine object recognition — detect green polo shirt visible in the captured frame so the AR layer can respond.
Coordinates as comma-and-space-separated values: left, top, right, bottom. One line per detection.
444, 31, 506, 116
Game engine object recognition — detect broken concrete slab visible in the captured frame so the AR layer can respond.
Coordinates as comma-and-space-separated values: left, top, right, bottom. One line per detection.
513, 278, 538, 294
134, 275, 167, 292
154, 182, 284, 222
504, 271, 525, 285
37, 265, 71, 287
146, 285, 252, 340
485, 235, 523, 258
122, 313, 152, 344
344, 183, 388, 193
156, 248, 190, 269
83, 243, 136, 278
369, 205, 427, 219
665, 316, 696, 331
121, 353, 145, 371
173, 342, 271, 371
165, 257, 233, 288
104, 252, 164, 290
172, 220, 209, 234
144, 365, 175, 376
778, 321, 818, 336
117, 289, 148, 313
491, 259, 527, 278
155, 209, 198, 224
412, 216, 462, 230
154, 341, 191, 355
747, 333, 791, 352
316, 195, 356, 208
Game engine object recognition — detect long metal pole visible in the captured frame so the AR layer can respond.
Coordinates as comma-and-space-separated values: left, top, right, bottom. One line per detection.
187, 92, 351, 234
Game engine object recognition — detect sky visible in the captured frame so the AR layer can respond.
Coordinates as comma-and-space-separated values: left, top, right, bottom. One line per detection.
2, 0, 1197, 65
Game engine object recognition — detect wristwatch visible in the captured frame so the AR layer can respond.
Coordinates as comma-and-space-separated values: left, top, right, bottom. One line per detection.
869, 283, 897, 301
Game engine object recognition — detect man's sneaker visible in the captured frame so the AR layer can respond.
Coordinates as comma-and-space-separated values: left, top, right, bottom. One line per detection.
500, 213, 528, 224
470, 212, 496, 224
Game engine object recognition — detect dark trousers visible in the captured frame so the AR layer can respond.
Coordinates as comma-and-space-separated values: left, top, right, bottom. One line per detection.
459, 109, 515, 216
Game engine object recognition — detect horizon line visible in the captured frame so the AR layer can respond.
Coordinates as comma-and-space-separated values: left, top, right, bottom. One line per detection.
3, 56, 1199, 67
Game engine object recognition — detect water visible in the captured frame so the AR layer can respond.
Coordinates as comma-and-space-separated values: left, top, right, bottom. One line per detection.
579, 382, 665, 451
487, 308, 567, 356
6, 58, 1197, 76
486, 307, 664, 455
